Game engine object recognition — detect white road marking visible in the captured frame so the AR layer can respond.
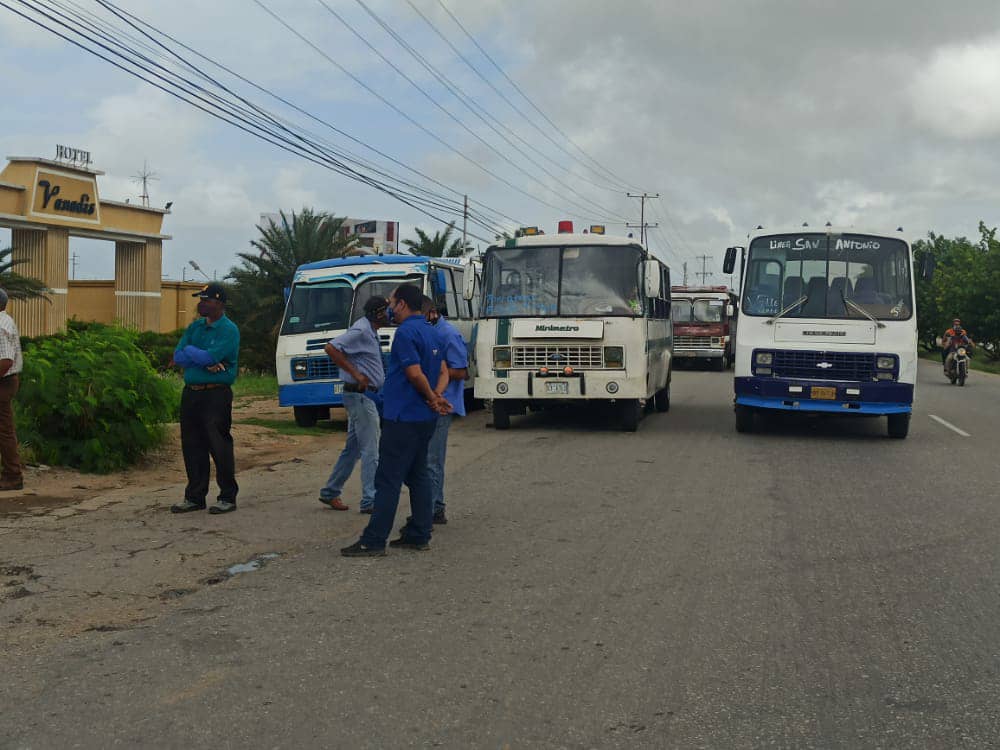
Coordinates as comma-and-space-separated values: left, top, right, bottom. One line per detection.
929, 414, 971, 437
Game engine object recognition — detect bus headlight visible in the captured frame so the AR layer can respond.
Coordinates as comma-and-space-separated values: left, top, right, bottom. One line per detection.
876, 356, 895, 370
493, 347, 511, 368
496, 382, 509, 394
604, 346, 624, 368
755, 351, 773, 365
606, 381, 619, 394
292, 359, 309, 380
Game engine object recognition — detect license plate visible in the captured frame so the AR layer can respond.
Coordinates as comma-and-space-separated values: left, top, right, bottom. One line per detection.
811, 386, 836, 400
333, 383, 344, 395
545, 381, 569, 395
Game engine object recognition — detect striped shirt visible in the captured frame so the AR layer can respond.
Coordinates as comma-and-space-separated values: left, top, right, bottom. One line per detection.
0, 311, 22, 376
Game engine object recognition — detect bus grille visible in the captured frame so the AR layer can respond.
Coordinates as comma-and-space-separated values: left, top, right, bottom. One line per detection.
511, 345, 604, 369
772, 350, 877, 381
674, 335, 713, 349
292, 357, 340, 381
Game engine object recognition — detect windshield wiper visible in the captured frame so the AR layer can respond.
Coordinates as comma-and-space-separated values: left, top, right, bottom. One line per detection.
841, 292, 885, 329
765, 295, 808, 325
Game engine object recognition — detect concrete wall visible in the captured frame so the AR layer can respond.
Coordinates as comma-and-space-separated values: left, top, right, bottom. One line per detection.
65, 279, 202, 333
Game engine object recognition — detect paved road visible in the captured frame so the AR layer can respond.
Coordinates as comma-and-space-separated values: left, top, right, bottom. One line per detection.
3, 361, 1000, 748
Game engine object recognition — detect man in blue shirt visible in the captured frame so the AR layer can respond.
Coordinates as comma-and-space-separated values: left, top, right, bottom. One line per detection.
318, 296, 387, 513
170, 283, 241, 515
423, 298, 468, 525
341, 284, 451, 556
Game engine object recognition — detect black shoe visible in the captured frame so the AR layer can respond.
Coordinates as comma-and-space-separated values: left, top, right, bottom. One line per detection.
171, 500, 206, 513
388, 535, 430, 551
208, 501, 237, 514
359, 506, 374, 514
433, 511, 448, 525
341, 541, 386, 557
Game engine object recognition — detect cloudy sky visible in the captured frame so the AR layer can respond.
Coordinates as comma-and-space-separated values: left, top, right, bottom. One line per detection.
2, 0, 1000, 283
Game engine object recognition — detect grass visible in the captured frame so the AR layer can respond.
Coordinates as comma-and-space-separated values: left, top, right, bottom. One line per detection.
233, 374, 278, 399
918, 349, 1000, 375
237, 416, 346, 436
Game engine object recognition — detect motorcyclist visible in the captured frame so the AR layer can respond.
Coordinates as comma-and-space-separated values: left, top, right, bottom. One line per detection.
942, 318, 973, 373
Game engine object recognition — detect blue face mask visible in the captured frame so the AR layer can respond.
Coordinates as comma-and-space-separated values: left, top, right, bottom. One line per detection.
386, 304, 396, 324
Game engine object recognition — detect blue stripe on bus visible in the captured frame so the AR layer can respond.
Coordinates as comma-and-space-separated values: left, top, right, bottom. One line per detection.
279, 382, 344, 408
734, 376, 913, 414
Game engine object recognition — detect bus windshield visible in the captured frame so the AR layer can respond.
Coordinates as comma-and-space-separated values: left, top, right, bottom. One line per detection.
672, 298, 724, 323
482, 244, 644, 317
281, 274, 422, 335
742, 233, 912, 320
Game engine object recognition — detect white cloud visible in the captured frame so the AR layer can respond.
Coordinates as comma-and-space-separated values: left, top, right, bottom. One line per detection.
910, 33, 1000, 139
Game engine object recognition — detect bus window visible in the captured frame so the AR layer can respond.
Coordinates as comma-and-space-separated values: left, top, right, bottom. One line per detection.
452, 269, 470, 319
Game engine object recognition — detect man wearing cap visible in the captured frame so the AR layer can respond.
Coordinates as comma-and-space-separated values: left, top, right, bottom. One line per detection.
170, 283, 241, 514
317, 295, 388, 513
0, 289, 24, 491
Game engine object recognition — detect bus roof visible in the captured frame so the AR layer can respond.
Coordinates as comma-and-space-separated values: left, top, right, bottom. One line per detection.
510, 233, 640, 248
295, 255, 465, 272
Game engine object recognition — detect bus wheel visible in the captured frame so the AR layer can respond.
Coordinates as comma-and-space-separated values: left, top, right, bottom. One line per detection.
735, 405, 755, 433
620, 399, 642, 432
887, 413, 910, 439
294, 406, 319, 428
655, 384, 671, 412
492, 402, 511, 430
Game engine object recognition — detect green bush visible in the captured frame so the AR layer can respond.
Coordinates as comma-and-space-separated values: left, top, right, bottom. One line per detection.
17, 326, 180, 473
136, 329, 186, 372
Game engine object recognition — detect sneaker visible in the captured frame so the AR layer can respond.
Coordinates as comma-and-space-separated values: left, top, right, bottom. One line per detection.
170, 500, 206, 513
208, 501, 237, 514
433, 511, 448, 525
340, 541, 386, 557
318, 496, 349, 511
389, 535, 430, 551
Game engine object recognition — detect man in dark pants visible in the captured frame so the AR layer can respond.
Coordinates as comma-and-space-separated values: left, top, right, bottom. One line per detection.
341, 284, 451, 556
170, 283, 241, 515
0, 288, 24, 491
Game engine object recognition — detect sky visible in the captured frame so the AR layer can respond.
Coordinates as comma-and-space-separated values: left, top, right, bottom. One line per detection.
2, 0, 1000, 284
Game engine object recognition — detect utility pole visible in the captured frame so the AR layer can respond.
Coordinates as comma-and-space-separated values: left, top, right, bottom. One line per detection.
682, 261, 688, 286
626, 221, 659, 246
626, 192, 659, 246
70, 252, 79, 280
462, 194, 468, 255
695, 254, 713, 284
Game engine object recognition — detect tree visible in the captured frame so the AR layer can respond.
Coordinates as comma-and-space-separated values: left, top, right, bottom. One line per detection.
0, 246, 48, 301
403, 222, 471, 257
226, 209, 358, 372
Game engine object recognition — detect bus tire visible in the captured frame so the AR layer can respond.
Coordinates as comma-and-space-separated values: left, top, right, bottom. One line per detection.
294, 406, 319, 428
620, 399, 642, 432
655, 384, 671, 412
887, 412, 910, 439
492, 402, 511, 430
735, 405, 755, 433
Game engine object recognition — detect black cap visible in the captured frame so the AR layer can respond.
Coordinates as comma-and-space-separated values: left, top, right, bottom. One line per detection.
193, 282, 227, 303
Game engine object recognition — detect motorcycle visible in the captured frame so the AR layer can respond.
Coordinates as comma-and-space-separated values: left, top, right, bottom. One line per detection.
945, 345, 970, 386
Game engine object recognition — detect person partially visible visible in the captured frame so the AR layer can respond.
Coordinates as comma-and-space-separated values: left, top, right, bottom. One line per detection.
421, 297, 468, 525
317, 296, 388, 513
341, 284, 451, 557
942, 318, 973, 372
0, 289, 24, 491
170, 283, 241, 515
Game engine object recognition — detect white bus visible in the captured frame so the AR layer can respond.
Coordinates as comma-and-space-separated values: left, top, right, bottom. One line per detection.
277, 255, 479, 427
724, 227, 924, 438
470, 224, 672, 431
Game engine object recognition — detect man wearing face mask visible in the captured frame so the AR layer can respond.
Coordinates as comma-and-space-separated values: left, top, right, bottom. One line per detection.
317, 296, 388, 513
170, 283, 241, 515
421, 296, 468, 525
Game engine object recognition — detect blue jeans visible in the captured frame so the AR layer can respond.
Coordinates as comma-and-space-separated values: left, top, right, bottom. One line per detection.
426, 414, 453, 515
359, 419, 436, 548
320, 392, 380, 509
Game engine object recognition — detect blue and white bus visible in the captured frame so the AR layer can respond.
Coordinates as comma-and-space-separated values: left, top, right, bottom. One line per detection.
724, 227, 922, 438
277, 255, 479, 427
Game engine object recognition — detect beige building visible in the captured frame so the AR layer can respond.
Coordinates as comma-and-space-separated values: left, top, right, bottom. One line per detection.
0, 155, 173, 336
67, 279, 204, 333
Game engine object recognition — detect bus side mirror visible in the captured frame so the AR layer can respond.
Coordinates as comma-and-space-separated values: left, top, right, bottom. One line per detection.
723, 246, 740, 275
643, 260, 662, 297
921, 253, 936, 281
463, 269, 476, 301
726, 303, 735, 318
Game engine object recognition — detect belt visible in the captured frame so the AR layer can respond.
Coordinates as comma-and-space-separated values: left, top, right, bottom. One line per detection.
343, 383, 368, 393
187, 383, 229, 391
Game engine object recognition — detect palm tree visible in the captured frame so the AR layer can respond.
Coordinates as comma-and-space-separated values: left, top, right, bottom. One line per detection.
225, 209, 358, 372
403, 222, 472, 258
0, 246, 48, 301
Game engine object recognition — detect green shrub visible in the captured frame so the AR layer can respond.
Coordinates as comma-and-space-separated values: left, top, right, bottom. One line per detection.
17, 326, 180, 473
136, 329, 186, 372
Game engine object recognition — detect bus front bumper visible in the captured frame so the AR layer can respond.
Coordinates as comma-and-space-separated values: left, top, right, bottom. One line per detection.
734, 377, 913, 415
475, 370, 641, 400
278, 381, 345, 408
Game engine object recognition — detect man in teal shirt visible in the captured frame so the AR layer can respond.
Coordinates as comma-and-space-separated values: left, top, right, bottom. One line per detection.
170, 283, 241, 514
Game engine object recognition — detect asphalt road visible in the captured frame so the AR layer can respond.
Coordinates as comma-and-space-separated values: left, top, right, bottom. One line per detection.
3, 360, 1000, 749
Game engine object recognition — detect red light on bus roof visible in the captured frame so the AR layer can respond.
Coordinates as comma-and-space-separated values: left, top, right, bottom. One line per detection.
557, 220, 574, 234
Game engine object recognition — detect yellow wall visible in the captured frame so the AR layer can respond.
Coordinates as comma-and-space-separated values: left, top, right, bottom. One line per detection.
66, 280, 203, 333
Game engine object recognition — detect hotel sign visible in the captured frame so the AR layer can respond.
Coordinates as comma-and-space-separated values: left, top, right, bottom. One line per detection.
29, 167, 101, 225
55, 144, 92, 167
